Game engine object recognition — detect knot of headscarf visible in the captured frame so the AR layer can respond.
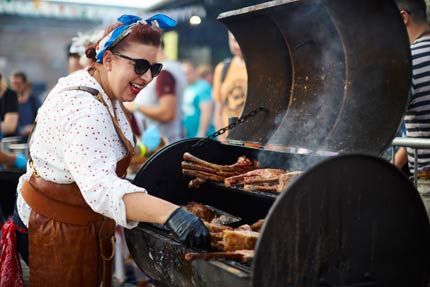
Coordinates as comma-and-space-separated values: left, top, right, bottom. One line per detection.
95, 14, 176, 63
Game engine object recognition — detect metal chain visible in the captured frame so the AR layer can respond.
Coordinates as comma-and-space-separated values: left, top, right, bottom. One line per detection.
190, 107, 267, 148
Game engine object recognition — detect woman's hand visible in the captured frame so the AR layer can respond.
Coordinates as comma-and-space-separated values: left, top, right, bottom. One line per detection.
165, 207, 210, 249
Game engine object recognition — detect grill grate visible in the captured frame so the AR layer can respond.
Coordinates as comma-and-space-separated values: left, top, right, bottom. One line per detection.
209, 181, 278, 199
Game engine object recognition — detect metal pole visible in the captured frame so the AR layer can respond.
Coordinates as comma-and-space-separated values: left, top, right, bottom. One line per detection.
390, 137, 430, 188
392, 137, 430, 149
414, 149, 418, 187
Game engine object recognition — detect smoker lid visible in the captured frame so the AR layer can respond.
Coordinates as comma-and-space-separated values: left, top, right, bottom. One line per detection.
219, 0, 410, 155
252, 154, 430, 286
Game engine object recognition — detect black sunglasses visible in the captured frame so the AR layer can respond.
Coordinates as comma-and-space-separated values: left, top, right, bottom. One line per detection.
112, 52, 163, 77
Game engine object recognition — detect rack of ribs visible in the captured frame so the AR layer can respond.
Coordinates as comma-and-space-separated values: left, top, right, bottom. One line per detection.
182, 207, 263, 263
275, 171, 304, 192
224, 168, 286, 187
182, 152, 257, 188
207, 221, 261, 251
185, 221, 261, 263
224, 169, 303, 193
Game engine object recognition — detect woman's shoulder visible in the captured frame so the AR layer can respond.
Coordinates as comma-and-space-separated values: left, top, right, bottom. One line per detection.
50, 71, 103, 102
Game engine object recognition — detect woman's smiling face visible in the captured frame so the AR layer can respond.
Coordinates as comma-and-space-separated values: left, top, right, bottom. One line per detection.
103, 42, 159, 103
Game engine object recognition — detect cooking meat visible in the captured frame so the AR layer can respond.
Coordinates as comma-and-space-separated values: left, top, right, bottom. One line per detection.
243, 183, 279, 192
185, 202, 216, 222
182, 169, 225, 183
225, 169, 303, 193
276, 171, 303, 192
185, 250, 254, 263
219, 230, 259, 251
224, 168, 286, 187
182, 153, 257, 187
188, 177, 206, 189
204, 221, 233, 233
235, 224, 252, 231
181, 161, 240, 177
251, 219, 264, 232
183, 152, 256, 173
181, 152, 256, 188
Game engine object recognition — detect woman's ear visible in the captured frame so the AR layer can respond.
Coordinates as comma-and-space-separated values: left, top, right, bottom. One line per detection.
103, 51, 113, 71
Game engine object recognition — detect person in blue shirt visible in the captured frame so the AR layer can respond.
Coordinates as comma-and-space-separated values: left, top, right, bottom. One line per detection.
181, 60, 215, 138
9, 71, 41, 142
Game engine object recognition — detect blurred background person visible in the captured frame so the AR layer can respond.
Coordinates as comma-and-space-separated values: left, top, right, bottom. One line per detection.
394, 0, 430, 218
125, 43, 186, 143
0, 122, 27, 171
67, 40, 85, 74
67, 30, 104, 74
212, 31, 247, 141
197, 63, 214, 86
9, 70, 41, 142
181, 60, 214, 138
0, 123, 27, 225
0, 73, 19, 137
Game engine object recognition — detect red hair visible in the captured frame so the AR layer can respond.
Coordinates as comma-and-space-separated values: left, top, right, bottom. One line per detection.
85, 22, 162, 64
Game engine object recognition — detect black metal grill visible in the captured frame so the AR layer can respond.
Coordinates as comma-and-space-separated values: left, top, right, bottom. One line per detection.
125, 0, 430, 286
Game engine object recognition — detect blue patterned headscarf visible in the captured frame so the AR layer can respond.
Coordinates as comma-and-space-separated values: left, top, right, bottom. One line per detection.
95, 14, 176, 63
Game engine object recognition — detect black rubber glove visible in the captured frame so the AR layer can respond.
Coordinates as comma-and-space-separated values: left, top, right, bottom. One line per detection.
165, 207, 210, 249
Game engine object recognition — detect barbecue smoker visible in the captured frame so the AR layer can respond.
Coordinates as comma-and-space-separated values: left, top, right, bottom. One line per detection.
125, 0, 430, 286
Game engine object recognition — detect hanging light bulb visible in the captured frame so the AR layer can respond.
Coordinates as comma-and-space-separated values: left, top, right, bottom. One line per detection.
189, 15, 201, 26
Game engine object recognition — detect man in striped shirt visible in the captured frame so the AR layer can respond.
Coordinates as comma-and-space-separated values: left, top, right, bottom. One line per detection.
394, 0, 430, 175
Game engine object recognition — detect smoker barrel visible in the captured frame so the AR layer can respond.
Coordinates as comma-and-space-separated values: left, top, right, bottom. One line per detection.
253, 154, 430, 287
221, 0, 410, 155
125, 0, 420, 286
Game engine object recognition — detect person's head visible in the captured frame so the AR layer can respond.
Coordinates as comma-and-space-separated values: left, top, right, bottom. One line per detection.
396, 0, 428, 41
85, 14, 176, 103
9, 70, 29, 95
228, 31, 243, 59
182, 60, 199, 84
197, 64, 214, 85
67, 41, 85, 73
68, 30, 104, 73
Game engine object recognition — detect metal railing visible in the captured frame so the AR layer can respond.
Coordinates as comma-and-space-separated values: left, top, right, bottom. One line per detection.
391, 137, 430, 187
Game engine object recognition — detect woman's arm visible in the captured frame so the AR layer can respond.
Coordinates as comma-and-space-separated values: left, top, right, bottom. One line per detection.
137, 95, 176, 123
123, 192, 177, 224
1, 112, 18, 135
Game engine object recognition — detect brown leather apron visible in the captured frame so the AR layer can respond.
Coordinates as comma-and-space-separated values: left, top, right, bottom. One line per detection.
21, 86, 135, 287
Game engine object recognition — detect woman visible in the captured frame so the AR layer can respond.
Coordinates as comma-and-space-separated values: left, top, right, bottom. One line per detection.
12, 14, 209, 286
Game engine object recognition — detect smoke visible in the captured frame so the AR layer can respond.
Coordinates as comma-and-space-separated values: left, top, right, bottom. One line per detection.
254, 1, 348, 170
